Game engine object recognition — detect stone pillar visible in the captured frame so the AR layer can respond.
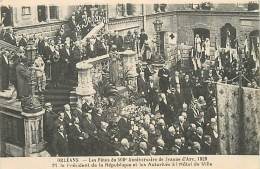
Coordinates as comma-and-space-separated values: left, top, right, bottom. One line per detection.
76, 61, 96, 104
121, 50, 138, 89
22, 110, 49, 156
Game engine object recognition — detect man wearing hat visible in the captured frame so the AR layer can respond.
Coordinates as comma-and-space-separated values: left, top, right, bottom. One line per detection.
16, 56, 30, 99
43, 102, 57, 154
0, 50, 10, 91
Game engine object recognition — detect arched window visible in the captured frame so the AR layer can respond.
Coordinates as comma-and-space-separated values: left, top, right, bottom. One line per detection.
249, 30, 259, 56
220, 23, 236, 49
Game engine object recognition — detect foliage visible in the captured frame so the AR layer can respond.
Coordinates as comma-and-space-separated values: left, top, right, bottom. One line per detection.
93, 79, 119, 99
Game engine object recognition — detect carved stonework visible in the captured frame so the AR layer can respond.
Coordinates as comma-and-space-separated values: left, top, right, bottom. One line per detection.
21, 110, 47, 156
76, 61, 96, 97
120, 50, 138, 88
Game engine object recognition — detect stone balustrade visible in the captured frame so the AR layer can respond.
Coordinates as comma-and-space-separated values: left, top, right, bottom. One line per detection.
0, 98, 49, 157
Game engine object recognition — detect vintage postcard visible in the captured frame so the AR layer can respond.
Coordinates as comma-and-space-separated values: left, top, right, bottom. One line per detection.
0, 0, 259, 169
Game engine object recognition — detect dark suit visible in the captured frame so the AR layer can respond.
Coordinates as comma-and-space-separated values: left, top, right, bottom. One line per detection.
4, 33, 16, 46
16, 63, 30, 98
147, 82, 159, 114
144, 66, 153, 82
158, 68, 170, 93
118, 117, 130, 139
43, 110, 58, 144
85, 44, 97, 59
137, 76, 147, 95
135, 149, 147, 156
201, 142, 215, 155
52, 131, 69, 156
95, 40, 107, 56
113, 35, 124, 51
0, 55, 10, 91
156, 146, 167, 155
18, 38, 27, 47
37, 40, 46, 55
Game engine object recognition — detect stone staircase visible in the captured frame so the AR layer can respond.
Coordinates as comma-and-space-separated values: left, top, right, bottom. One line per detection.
43, 22, 105, 112
0, 40, 19, 51
43, 84, 73, 112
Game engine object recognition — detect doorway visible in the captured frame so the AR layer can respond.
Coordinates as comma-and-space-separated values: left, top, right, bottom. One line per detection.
1, 6, 13, 27
193, 28, 210, 44
220, 23, 236, 49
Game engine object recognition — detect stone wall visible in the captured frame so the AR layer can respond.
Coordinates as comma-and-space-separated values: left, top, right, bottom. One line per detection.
176, 11, 259, 48
13, 21, 69, 40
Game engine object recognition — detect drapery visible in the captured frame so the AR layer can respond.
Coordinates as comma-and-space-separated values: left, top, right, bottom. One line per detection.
216, 83, 260, 155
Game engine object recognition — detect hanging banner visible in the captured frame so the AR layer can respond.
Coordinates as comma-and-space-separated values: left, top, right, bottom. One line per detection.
216, 83, 240, 155
242, 87, 260, 155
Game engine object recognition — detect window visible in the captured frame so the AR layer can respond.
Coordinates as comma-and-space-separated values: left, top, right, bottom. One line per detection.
22, 7, 31, 15
49, 6, 59, 20
126, 3, 134, 15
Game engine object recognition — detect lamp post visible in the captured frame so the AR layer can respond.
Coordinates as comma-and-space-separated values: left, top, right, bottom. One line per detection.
21, 38, 42, 113
153, 16, 164, 63
20, 38, 48, 156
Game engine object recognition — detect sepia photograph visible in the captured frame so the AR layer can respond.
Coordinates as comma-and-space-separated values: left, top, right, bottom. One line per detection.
0, 0, 259, 161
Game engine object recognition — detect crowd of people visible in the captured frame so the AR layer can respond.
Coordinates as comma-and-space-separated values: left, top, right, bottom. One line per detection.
0, 5, 259, 157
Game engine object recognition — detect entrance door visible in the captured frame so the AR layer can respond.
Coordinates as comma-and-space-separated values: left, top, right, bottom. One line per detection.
37, 6, 47, 22
1, 6, 13, 26
193, 28, 210, 43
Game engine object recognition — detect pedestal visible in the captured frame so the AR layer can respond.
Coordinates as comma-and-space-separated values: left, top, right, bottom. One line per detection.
76, 61, 96, 104
120, 50, 138, 89
21, 110, 49, 156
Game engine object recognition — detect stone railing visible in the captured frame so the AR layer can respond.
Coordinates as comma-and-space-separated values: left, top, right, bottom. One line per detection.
0, 99, 48, 157
82, 54, 111, 85
75, 50, 138, 101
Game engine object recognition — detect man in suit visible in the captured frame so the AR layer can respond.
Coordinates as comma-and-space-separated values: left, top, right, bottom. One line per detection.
64, 104, 73, 129
164, 126, 176, 149
52, 124, 70, 156
144, 64, 153, 82
85, 37, 97, 59
139, 29, 148, 51
137, 72, 147, 96
170, 138, 182, 155
181, 74, 193, 105
118, 115, 130, 140
4, 28, 16, 46
69, 117, 89, 156
112, 30, 123, 52
81, 112, 97, 135
43, 102, 57, 154
95, 38, 108, 56
37, 35, 45, 55
147, 78, 159, 114
0, 50, 10, 91
158, 65, 170, 93
16, 56, 30, 99
201, 135, 215, 155
118, 138, 132, 156
18, 34, 28, 48
171, 71, 181, 89
71, 41, 82, 82
135, 142, 148, 156
60, 43, 71, 82
156, 138, 167, 155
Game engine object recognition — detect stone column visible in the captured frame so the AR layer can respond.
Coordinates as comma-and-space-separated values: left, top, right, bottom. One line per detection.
121, 50, 138, 89
76, 61, 96, 104
22, 110, 49, 156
